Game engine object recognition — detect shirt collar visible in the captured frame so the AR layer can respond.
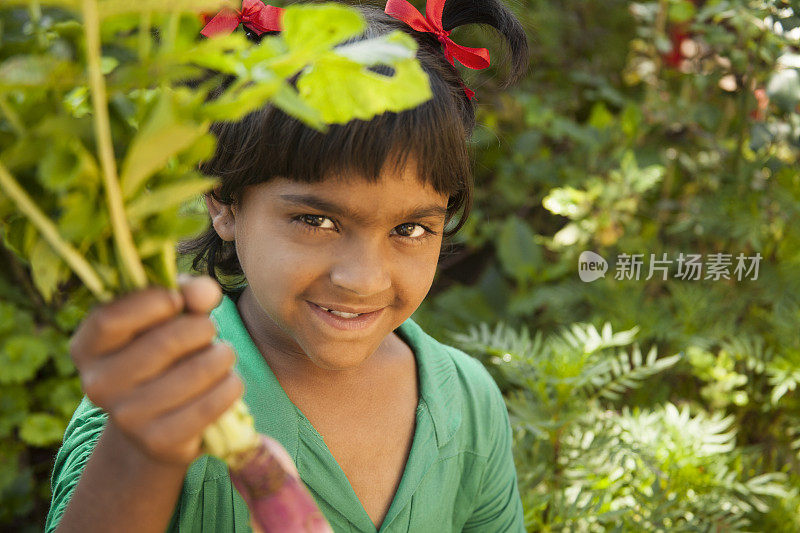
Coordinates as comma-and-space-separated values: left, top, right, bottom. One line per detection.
393, 317, 462, 448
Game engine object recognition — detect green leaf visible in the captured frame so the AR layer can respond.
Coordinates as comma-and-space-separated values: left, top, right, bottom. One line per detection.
334, 33, 417, 65
57, 190, 108, 243
668, 0, 696, 23
282, 3, 365, 58
37, 139, 98, 192
30, 239, 70, 302
0, 302, 17, 336
588, 102, 614, 131
298, 34, 431, 124
100, 56, 119, 75
19, 413, 66, 447
1, 217, 37, 260
179, 32, 252, 74
497, 216, 543, 283
270, 82, 325, 131
0, 335, 50, 385
37, 144, 82, 191
120, 92, 209, 199
63, 86, 91, 118
35, 377, 83, 418
0, 55, 76, 88
126, 175, 217, 223
200, 75, 283, 121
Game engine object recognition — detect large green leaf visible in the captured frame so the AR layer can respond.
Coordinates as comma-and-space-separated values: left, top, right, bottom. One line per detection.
200, 74, 283, 121
0, 55, 77, 88
0, 335, 50, 385
119, 93, 208, 199
298, 32, 431, 124
281, 3, 365, 58
30, 239, 70, 302
19, 413, 66, 447
126, 175, 217, 223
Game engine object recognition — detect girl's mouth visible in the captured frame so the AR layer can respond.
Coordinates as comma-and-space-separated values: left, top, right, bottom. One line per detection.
307, 301, 384, 331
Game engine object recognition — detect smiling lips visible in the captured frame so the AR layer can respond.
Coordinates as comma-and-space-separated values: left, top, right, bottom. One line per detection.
311, 302, 383, 317
307, 301, 385, 331
316, 305, 362, 318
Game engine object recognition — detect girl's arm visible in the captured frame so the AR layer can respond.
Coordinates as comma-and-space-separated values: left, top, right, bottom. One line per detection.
52, 419, 187, 533
45, 276, 241, 531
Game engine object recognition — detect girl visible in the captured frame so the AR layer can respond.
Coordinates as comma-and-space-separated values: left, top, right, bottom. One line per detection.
46, 0, 529, 531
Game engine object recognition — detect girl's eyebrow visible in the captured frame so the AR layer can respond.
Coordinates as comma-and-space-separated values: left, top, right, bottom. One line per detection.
278, 194, 447, 224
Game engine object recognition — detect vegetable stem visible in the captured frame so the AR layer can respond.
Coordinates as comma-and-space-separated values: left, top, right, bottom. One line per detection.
82, 0, 148, 290
0, 161, 111, 301
202, 399, 261, 467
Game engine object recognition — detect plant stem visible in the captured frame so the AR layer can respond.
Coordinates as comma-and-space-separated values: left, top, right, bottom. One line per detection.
163, 11, 180, 55
82, 0, 148, 290
0, 161, 111, 301
160, 241, 177, 290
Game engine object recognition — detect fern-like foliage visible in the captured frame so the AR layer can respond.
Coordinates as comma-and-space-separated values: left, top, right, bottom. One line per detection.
451, 321, 792, 531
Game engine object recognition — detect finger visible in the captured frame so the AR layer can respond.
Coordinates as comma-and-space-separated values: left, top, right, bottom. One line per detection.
70, 287, 184, 363
142, 373, 244, 464
113, 342, 237, 432
178, 274, 222, 315
82, 314, 218, 408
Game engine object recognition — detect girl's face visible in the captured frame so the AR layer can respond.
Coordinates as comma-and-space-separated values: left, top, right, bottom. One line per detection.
207, 161, 449, 372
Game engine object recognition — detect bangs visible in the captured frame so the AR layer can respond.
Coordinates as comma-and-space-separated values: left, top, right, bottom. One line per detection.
205, 71, 471, 222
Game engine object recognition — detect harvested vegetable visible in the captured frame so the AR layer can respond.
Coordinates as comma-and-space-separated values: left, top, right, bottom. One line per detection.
204, 399, 333, 532
0, 0, 430, 529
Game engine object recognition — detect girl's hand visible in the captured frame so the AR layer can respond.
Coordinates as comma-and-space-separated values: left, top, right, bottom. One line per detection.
69, 275, 244, 467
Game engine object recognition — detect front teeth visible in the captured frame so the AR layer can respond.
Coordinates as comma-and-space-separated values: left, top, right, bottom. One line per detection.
318, 305, 361, 318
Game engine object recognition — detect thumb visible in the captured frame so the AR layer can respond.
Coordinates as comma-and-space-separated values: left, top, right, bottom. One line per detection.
177, 274, 223, 314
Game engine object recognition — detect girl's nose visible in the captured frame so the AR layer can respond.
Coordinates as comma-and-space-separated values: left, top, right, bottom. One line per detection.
329, 239, 391, 297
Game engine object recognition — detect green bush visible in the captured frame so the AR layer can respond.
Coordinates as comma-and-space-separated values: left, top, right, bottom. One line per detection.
412, 0, 800, 529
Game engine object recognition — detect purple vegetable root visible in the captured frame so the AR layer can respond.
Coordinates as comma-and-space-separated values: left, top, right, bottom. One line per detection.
229, 434, 333, 533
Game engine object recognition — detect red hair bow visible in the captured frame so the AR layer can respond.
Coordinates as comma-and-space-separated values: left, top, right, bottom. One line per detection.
385, 0, 490, 71
201, 0, 284, 38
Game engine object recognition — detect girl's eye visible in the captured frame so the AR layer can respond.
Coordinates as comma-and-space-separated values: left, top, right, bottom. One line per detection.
296, 214, 336, 230
392, 223, 429, 240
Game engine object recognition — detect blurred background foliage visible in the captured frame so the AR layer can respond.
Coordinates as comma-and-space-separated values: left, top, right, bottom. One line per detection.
411, 0, 800, 529
2, 0, 800, 530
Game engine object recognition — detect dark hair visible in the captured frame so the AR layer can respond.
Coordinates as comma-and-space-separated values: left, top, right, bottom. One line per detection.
179, 0, 529, 290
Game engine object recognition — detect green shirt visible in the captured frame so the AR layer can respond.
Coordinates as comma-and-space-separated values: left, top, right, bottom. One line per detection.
45, 294, 524, 532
